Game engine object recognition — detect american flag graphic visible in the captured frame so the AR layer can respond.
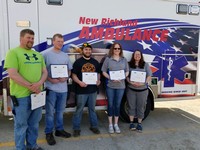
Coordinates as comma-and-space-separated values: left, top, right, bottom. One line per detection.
63, 18, 199, 89
1, 18, 200, 91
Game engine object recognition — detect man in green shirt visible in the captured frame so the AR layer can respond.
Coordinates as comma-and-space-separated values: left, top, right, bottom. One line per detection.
4, 29, 47, 150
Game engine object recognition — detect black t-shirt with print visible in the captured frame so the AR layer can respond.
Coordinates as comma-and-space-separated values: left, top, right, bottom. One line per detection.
72, 57, 100, 94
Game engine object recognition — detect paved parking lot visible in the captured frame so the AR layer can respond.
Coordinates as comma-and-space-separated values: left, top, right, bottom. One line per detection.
1, 98, 200, 150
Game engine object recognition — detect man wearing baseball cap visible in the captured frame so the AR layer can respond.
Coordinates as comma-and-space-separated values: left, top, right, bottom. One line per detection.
72, 43, 101, 137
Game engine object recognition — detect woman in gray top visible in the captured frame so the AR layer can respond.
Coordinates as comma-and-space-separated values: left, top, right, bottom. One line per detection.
126, 50, 152, 132
101, 43, 129, 134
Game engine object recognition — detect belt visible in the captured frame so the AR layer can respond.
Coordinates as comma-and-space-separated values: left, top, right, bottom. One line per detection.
128, 87, 148, 92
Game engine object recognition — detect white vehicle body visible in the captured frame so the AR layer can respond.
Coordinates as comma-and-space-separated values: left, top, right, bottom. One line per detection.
0, 0, 200, 120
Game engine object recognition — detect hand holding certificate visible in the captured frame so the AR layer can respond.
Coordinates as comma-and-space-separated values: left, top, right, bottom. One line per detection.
82, 72, 98, 85
130, 71, 146, 83
51, 65, 68, 78
31, 91, 46, 110
109, 70, 125, 80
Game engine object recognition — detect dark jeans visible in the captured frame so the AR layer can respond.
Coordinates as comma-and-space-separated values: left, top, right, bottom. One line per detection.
72, 92, 98, 130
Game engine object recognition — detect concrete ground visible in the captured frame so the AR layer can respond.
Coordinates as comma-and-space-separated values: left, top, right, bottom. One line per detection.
0, 98, 200, 150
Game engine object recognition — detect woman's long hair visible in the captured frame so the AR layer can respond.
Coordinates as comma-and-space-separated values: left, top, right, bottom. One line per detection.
108, 42, 123, 57
129, 50, 145, 69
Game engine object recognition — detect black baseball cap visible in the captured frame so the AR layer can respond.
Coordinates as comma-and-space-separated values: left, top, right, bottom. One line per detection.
81, 43, 92, 49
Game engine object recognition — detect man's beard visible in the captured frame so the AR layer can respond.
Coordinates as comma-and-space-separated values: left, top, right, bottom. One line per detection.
83, 53, 91, 58
26, 42, 33, 49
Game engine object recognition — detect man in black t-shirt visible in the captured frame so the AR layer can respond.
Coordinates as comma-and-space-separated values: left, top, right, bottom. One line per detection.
72, 43, 101, 137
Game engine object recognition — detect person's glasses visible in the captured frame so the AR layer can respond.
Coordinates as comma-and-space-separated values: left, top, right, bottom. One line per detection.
114, 48, 121, 50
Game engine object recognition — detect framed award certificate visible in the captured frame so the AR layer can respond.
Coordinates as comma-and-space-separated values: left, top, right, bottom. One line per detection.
50, 64, 68, 78
82, 72, 98, 85
130, 71, 146, 83
31, 91, 46, 110
109, 70, 125, 80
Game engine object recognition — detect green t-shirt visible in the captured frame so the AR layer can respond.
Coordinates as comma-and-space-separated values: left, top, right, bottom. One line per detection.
4, 47, 46, 98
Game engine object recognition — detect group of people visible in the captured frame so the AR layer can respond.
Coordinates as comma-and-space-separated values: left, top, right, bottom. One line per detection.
4, 29, 152, 150
101, 43, 152, 134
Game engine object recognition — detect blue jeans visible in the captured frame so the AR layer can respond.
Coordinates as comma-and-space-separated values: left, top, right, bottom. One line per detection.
106, 87, 125, 117
13, 96, 42, 150
45, 90, 67, 134
72, 92, 98, 130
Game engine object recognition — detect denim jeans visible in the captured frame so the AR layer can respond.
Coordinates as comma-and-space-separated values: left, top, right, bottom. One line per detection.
13, 96, 42, 150
106, 87, 125, 117
45, 90, 67, 134
72, 92, 98, 130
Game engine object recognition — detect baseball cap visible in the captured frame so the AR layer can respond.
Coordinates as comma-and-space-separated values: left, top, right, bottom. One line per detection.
81, 43, 92, 49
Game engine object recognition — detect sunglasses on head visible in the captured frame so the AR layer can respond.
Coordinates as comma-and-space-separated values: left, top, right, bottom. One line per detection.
83, 43, 91, 47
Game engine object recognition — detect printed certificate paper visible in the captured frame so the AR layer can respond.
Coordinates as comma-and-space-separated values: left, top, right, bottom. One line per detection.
109, 70, 125, 80
31, 91, 46, 110
130, 71, 146, 83
82, 72, 98, 85
51, 65, 68, 78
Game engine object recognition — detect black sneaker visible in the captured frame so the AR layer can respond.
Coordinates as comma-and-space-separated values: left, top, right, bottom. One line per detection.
55, 130, 71, 138
33, 147, 43, 150
73, 130, 81, 137
136, 123, 143, 132
129, 123, 136, 131
89, 127, 100, 134
26, 146, 44, 150
46, 132, 56, 145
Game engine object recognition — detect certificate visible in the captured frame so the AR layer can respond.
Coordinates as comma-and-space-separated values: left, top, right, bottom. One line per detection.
82, 72, 98, 85
130, 71, 146, 83
109, 70, 125, 80
31, 91, 46, 110
51, 64, 68, 78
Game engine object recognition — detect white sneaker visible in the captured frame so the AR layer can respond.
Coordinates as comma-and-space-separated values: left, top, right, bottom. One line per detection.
108, 125, 114, 134
114, 124, 121, 134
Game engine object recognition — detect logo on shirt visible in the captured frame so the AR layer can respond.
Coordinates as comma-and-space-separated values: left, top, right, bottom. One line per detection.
24, 53, 38, 61
82, 63, 95, 72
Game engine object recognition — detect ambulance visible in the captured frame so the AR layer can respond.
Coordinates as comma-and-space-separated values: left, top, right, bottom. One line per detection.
0, 0, 200, 122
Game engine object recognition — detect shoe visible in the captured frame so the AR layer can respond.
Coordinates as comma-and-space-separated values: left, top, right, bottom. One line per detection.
129, 123, 136, 131
90, 127, 100, 134
55, 130, 71, 138
73, 130, 81, 137
108, 125, 114, 134
114, 124, 121, 134
136, 123, 143, 132
26, 146, 44, 150
33, 147, 43, 150
46, 132, 56, 145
